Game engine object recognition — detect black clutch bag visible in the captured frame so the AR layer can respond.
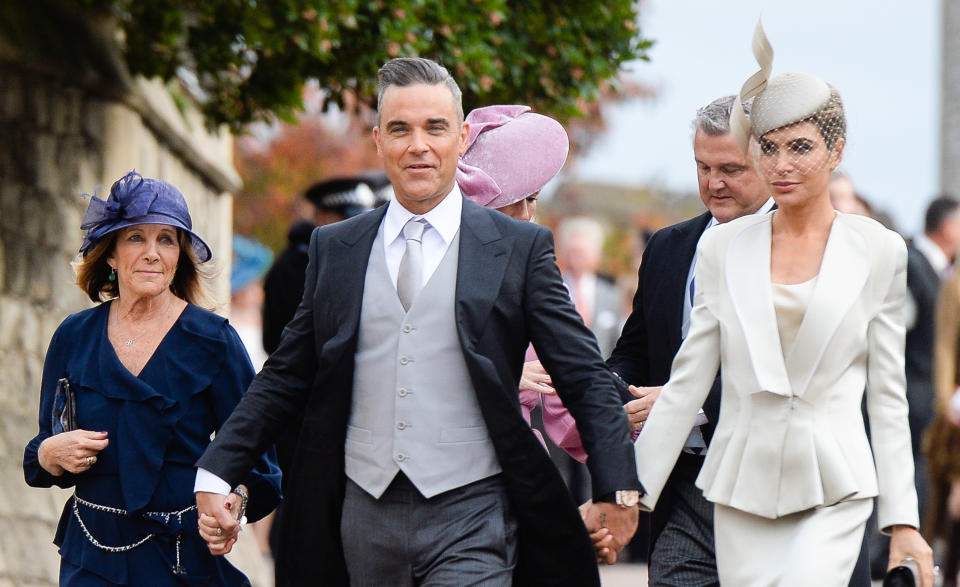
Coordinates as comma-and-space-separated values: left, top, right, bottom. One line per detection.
883, 558, 920, 587
51, 377, 78, 435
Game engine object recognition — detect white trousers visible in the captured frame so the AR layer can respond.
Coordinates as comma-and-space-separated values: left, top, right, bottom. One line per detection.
714, 498, 873, 586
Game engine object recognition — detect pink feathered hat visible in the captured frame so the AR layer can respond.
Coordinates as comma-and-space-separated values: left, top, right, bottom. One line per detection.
457, 105, 570, 209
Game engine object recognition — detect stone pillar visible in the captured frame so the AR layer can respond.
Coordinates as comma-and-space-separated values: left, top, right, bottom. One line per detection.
942, 0, 960, 192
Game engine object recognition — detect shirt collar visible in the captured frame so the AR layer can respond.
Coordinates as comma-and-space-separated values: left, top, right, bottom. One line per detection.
914, 233, 951, 275
707, 197, 775, 230
383, 183, 463, 246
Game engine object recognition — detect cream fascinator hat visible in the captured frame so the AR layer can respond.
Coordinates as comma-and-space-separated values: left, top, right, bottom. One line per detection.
731, 22, 838, 154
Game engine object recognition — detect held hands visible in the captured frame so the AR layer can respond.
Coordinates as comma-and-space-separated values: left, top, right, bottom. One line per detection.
888, 525, 935, 587
624, 386, 662, 432
520, 360, 555, 395
580, 500, 639, 564
38, 430, 108, 475
196, 490, 245, 556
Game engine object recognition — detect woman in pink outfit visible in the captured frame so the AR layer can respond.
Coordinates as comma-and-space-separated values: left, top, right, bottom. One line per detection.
457, 105, 586, 463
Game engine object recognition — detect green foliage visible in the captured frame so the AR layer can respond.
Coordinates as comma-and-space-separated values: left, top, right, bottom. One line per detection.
74, 0, 651, 130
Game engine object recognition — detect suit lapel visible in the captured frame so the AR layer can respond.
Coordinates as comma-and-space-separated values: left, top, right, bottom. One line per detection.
786, 215, 870, 397
327, 206, 388, 338
726, 217, 792, 397
455, 199, 510, 349
664, 212, 712, 349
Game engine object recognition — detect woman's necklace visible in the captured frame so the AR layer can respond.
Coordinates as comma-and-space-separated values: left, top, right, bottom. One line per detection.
113, 298, 173, 347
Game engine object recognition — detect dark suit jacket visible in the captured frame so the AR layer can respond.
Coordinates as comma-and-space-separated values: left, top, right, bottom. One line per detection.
905, 241, 941, 448
608, 211, 721, 429
606, 212, 720, 549
197, 197, 641, 586
262, 219, 314, 355
261, 219, 314, 491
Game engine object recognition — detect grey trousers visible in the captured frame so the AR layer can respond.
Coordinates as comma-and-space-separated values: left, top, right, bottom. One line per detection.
341, 473, 518, 586
649, 453, 719, 587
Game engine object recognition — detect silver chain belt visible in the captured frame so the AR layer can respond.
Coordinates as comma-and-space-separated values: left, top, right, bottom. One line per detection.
71, 493, 197, 574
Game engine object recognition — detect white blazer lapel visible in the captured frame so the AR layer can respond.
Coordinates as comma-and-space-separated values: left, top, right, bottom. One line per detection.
786, 215, 870, 397
725, 218, 792, 397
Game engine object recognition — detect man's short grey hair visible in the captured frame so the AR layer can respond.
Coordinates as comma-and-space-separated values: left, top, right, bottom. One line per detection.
692, 95, 751, 137
376, 57, 464, 125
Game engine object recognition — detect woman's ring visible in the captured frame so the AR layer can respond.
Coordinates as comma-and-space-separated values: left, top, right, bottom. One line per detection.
216, 527, 223, 537
86, 456, 96, 466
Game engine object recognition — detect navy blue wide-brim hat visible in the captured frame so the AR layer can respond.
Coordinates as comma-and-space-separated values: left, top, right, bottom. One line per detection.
79, 170, 212, 262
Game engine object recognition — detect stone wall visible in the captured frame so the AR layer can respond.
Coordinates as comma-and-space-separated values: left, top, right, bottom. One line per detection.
0, 54, 270, 587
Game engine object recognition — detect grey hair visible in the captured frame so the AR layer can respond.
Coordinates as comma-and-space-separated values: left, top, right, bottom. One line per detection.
376, 57, 464, 125
692, 95, 752, 137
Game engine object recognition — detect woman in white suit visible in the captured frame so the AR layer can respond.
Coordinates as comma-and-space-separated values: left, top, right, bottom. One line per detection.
632, 27, 934, 586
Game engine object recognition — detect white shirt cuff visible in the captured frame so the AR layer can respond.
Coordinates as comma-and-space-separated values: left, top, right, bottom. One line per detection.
693, 409, 708, 427
682, 410, 709, 455
194, 467, 232, 495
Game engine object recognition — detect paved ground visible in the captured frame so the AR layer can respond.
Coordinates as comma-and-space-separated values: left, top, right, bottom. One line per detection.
599, 564, 648, 586
598, 563, 888, 586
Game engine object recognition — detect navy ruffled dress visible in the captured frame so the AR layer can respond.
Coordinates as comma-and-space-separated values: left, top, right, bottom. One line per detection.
24, 302, 282, 585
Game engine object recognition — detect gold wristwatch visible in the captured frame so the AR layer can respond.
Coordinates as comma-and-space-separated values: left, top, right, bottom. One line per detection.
613, 490, 640, 508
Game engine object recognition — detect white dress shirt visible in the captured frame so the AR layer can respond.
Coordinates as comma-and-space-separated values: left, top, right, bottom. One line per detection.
195, 186, 465, 496
382, 183, 463, 290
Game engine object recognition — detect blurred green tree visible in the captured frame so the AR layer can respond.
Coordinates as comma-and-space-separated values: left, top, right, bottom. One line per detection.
75, 0, 652, 130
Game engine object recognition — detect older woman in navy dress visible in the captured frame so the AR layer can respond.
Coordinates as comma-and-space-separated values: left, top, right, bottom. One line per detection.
23, 171, 281, 585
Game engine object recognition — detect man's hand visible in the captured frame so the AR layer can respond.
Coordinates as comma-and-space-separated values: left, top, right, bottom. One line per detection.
888, 525, 934, 587
624, 386, 662, 432
520, 360, 555, 395
579, 501, 615, 564
196, 491, 241, 556
583, 501, 639, 564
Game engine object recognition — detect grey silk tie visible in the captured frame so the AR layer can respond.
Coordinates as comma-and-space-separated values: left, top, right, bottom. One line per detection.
397, 218, 428, 311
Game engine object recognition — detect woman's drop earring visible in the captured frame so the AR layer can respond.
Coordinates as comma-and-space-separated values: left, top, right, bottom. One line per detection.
108, 267, 117, 282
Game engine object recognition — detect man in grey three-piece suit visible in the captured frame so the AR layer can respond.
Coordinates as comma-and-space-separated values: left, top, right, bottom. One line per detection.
193, 57, 641, 586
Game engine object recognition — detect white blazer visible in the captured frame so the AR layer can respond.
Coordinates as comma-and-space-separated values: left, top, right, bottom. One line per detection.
634, 212, 919, 531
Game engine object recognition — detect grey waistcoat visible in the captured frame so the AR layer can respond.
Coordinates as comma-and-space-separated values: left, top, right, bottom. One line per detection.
345, 225, 501, 498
